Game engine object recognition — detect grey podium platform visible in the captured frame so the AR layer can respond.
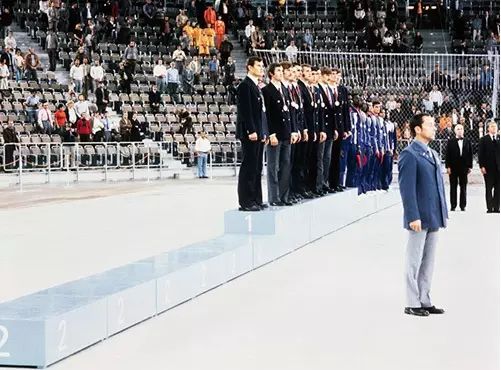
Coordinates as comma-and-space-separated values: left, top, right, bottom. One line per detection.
0, 189, 400, 368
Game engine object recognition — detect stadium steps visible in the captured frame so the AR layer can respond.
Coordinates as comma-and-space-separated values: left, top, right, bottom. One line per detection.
227, 34, 248, 79
421, 29, 452, 54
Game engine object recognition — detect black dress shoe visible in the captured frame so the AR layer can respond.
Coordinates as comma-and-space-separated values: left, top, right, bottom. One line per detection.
423, 306, 445, 314
327, 188, 337, 193
270, 202, 284, 207
259, 203, 269, 209
238, 205, 261, 212
303, 192, 315, 199
460, 208, 466, 211
450, 208, 456, 212
282, 200, 294, 206
495, 210, 500, 213
487, 210, 494, 213
336, 186, 344, 192
404, 307, 430, 317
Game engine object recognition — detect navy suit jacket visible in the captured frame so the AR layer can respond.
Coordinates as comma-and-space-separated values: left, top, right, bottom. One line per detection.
398, 140, 448, 230
236, 76, 268, 140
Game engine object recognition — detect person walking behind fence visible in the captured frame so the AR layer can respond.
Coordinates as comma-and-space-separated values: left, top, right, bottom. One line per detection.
398, 113, 448, 317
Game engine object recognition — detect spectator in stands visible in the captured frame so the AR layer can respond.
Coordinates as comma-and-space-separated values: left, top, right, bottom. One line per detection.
186, 1, 197, 19
166, 61, 180, 101
160, 15, 171, 45
13, 48, 23, 81
119, 112, 132, 141
76, 112, 92, 142
482, 10, 497, 36
149, 85, 161, 113
182, 63, 194, 94
25, 91, 40, 124
81, 1, 95, 24
354, 2, 366, 31
368, 28, 382, 51
130, 112, 148, 142
153, 59, 167, 93
65, 100, 78, 127
208, 55, 220, 84
386, 2, 398, 31
118, 61, 132, 94
75, 94, 90, 118
0, 7, 12, 40
0, 59, 8, 90
195, 130, 211, 178
244, 20, 255, 54
0, 46, 14, 78
2, 120, 17, 170
486, 32, 499, 62
204, 4, 216, 28
123, 40, 138, 75
68, 3, 80, 33
251, 26, 265, 52
285, 41, 298, 63
220, 35, 233, 66
441, 95, 453, 115
429, 85, 443, 114
176, 8, 188, 29
90, 60, 104, 93
58, 2, 69, 32
73, 23, 84, 47
95, 81, 110, 114
81, 57, 91, 96
472, 14, 482, 41
215, 16, 225, 49
188, 55, 202, 84
173, 45, 187, 74
480, 64, 494, 89
70, 59, 84, 93
24, 48, 40, 81
4, 30, 15, 50
382, 31, 394, 52
45, 29, 58, 72
92, 112, 105, 141
47, 1, 59, 31
54, 103, 67, 134
74, 46, 88, 64
178, 108, 193, 135
414, 0, 423, 29
38, 101, 54, 135
376, 4, 386, 24
223, 57, 235, 86
142, 0, 157, 23
102, 111, 114, 142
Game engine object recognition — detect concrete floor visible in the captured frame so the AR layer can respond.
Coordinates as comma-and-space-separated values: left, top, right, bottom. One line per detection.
0, 180, 498, 370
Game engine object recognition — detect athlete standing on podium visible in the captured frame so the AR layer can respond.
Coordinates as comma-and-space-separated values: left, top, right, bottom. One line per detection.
236, 56, 269, 212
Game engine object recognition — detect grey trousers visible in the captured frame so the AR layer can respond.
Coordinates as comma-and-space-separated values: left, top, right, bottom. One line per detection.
317, 139, 333, 189
405, 228, 439, 308
266, 140, 291, 203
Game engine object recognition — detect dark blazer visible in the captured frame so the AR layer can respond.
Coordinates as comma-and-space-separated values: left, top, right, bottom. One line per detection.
236, 76, 267, 140
95, 87, 109, 106
281, 84, 298, 133
262, 82, 291, 141
478, 134, 500, 173
445, 137, 473, 173
398, 140, 448, 230
297, 79, 316, 134
338, 85, 351, 133
318, 84, 337, 139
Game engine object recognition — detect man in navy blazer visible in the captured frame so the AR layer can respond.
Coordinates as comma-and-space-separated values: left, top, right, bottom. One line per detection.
236, 56, 268, 211
398, 113, 448, 317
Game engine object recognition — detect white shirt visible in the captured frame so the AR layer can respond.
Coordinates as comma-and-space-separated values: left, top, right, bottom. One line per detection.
4, 36, 16, 50
38, 108, 53, 124
429, 90, 443, 106
70, 65, 84, 81
0, 65, 9, 78
92, 117, 104, 134
457, 138, 463, 156
285, 45, 298, 62
90, 65, 104, 81
195, 137, 211, 152
75, 100, 90, 117
153, 64, 167, 78
245, 24, 255, 38
172, 49, 186, 61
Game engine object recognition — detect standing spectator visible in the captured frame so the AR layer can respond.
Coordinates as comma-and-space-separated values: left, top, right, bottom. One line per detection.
73, 23, 84, 47
65, 100, 78, 128
429, 85, 443, 114
90, 60, 104, 92
472, 13, 482, 41
37, 101, 54, 134
81, 1, 95, 23
182, 63, 194, 94
142, 0, 157, 22
414, 0, 423, 29
445, 124, 473, 212
251, 26, 265, 51
24, 48, 40, 81
91, 112, 104, 141
220, 35, 233, 66
123, 40, 138, 75
203, 4, 216, 28
172, 45, 187, 74
46, 29, 58, 72
102, 111, 114, 142
118, 61, 132, 94
195, 131, 211, 178
214, 15, 225, 49
208, 55, 219, 84
70, 58, 84, 93
153, 59, 167, 93
68, 3, 80, 33
54, 103, 67, 134
58, 2, 69, 32
81, 56, 91, 96
188, 55, 202, 84
166, 62, 180, 100
25, 91, 40, 124
148, 85, 161, 113
130, 112, 148, 141
160, 15, 171, 45
0, 59, 9, 90
223, 57, 235, 86
176, 9, 188, 29
75, 94, 90, 118
76, 112, 92, 142
244, 20, 255, 54
2, 120, 18, 170
354, 3, 366, 31
95, 81, 110, 114
0, 7, 12, 40
14, 49, 23, 81
285, 41, 298, 62
47, 1, 59, 31
4, 30, 16, 50
119, 112, 132, 141
478, 121, 500, 213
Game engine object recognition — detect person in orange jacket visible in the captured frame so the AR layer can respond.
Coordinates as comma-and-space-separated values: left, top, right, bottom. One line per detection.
192, 22, 203, 49
198, 31, 210, 56
183, 22, 194, 41
214, 16, 226, 49
203, 4, 217, 27
204, 24, 216, 49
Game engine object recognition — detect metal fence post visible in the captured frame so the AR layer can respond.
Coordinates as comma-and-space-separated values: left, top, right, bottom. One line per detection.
46, 142, 51, 184
18, 144, 23, 191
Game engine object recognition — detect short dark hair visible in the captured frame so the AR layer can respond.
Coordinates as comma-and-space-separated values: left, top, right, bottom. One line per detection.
280, 61, 292, 70
320, 67, 332, 75
301, 64, 312, 69
267, 63, 281, 79
246, 56, 262, 71
332, 67, 341, 74
410, 113, 431, 137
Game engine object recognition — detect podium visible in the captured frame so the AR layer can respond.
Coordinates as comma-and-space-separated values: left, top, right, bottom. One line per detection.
0, 189, 400, 367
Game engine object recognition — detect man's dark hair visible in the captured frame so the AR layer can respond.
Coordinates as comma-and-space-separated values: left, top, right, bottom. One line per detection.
301, 64, 312, 69
311, 66, 319, 72
267, 63, 281, 79
246, 56, 262, 71
410, 113, 430, 137
280, 61, 292, 70
372, 100, 381, 106
320, 67, 332, 75
332, 67, 341, 74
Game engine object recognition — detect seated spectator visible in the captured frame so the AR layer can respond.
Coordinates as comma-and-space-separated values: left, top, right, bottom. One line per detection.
382, 31, 394, 52
178, 108, 193, 135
